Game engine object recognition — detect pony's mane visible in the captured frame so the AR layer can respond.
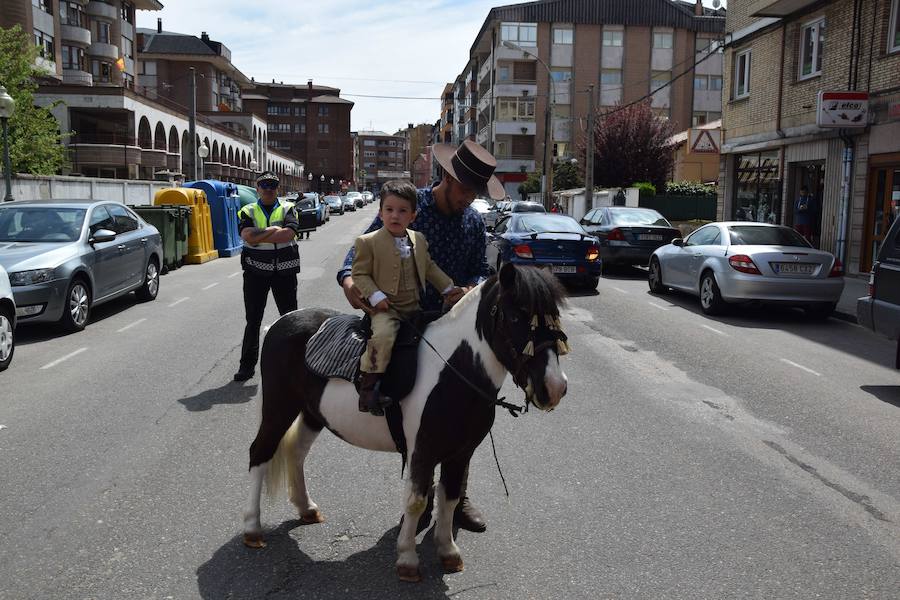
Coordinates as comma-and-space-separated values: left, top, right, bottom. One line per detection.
502, 266, 567, 314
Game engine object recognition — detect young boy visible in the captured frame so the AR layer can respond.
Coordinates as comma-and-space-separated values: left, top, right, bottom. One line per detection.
351, 180, 463, 415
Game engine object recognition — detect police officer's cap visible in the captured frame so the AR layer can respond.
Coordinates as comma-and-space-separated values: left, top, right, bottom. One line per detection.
256, 171, 280, 185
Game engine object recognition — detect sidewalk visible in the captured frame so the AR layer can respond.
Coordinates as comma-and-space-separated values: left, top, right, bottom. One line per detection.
835, 274, 869, 323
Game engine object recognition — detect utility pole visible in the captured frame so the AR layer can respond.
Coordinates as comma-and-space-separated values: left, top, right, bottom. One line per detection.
189, 66, 197, 181
584, 84, 595, 208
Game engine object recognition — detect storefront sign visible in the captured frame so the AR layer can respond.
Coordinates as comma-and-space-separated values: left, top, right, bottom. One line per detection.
817, 91, 869, 128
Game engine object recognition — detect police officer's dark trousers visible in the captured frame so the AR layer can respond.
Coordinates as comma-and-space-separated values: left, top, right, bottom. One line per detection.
239, 271, 298, 371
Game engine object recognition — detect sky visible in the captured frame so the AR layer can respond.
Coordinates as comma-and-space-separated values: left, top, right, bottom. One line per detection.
136, 0, 726, 135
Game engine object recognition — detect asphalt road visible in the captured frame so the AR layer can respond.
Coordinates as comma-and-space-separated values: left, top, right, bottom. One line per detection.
1, 204, 899, 599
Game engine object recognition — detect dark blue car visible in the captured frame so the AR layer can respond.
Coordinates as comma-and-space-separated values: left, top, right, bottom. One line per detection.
486, 213, 602, 289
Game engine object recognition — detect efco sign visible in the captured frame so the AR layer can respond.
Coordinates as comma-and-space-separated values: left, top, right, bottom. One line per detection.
817, 91, 869, 128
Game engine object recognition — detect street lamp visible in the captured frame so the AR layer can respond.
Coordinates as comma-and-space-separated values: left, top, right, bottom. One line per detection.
0, 85, 16, 202
330, 177, 334, 192
197, 142, 209, 181
502, 40, 555, 209
249, 159, 259, 174
319, 173, 325, 195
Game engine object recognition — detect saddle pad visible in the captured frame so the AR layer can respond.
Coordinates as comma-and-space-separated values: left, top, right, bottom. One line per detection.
305, 314, 367, 383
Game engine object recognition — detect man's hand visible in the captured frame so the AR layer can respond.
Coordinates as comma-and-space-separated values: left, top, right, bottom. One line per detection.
444, 286, 465, 307
341, 276, 373, 313
373, 298, 390, 312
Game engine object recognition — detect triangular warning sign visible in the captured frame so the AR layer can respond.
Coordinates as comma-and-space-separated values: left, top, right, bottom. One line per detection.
691, 129, 719, 154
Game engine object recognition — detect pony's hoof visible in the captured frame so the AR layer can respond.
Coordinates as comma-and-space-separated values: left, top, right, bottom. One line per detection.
242, 532, 267, 549
441, 555, 464, 573
396, 565, 422, 582
300, 509, 326, 524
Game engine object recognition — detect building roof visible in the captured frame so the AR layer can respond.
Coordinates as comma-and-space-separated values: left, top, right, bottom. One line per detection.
310, 95, 354, 105
140, 32, 216, 55
354, 130, 396, 137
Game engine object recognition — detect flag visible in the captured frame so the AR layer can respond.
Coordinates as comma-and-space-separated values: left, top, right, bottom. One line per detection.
115, 57, 126, 72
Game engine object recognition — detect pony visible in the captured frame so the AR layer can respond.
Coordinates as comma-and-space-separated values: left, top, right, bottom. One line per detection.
242, 264, 570, 582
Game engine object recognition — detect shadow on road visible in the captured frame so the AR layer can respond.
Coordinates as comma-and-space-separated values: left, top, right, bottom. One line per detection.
600, 265, 648, 280
179, 381, 258, 412
14, 293, 143, 346
196, 523, 452, 599
860, 385, 900, 408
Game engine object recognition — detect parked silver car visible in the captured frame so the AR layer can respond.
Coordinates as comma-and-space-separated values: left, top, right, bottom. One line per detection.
0, 264, 14, 371
0, 200, 163, 332
649, 222, 844, 318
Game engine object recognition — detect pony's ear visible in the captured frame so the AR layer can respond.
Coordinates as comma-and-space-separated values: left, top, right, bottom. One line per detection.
498, 263, 517, 290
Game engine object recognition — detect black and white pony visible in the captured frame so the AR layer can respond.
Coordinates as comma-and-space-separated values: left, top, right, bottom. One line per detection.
242, 264, 570, 582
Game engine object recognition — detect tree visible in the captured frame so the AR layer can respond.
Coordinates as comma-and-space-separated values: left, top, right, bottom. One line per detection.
553, 160, 583, 191
517, 171, 542, 199
587, 100, 675, 190
0, 25, 69, 175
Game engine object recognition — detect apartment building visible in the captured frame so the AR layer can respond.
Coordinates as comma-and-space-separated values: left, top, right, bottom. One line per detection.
719, 0, 900, 274
241, 80, 354, 189
446, 0, 724, 197
395, 123, 434, 175
353, 131, 409, 192
10, 2, 302, 186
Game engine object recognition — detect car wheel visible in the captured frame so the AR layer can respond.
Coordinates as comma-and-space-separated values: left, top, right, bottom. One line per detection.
0, 305, 14, 372
584, 276, 600, 289
648, 258, 668, 294
699, 271, 725, 315
805, 302, 836, 321
135, 258, 160, 302
60, 277, 91, 332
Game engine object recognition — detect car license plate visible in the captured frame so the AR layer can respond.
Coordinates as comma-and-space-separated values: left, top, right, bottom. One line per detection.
551, 265, 576, 274
639, 234, 664, 241
774, 262, 816, 275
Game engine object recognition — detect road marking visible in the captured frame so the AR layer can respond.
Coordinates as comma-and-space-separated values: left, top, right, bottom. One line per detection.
168, 297, 189, 308
228, 271, 241, 279
701, 324, 727, 336
647, 301, 670, 311
612, 287, 629, 294
202, 282, 219, 290
40, 347, 88, 370
780, 358, 821, 377
117, 318, 146, 333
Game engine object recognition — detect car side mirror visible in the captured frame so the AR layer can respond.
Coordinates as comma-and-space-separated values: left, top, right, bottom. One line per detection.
672, 238, 684, 247
90, 228, 116, 244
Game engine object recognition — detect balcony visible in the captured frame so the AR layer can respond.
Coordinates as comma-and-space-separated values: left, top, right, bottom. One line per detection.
166, 153, 180, 171
141, 148, 167, 168
88, 42, 120, 61
496, 157, 535, 174
493, 83, 537, 98
495, 121, 536, 136
70, 143, 142, 167
495, 44, 537, 61
749, 0, 817, 16
60, 24, 91, 46
86, 0, 118, 20
62, 69, 93, 86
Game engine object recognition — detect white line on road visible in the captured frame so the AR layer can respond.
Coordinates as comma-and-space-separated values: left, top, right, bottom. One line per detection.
701, 324, 728, 336
168, 297, 189, 308
228, 271, 241, 279
780, 358, 821, 377
117, 318, 146, 333
612, 287, 629, 294
647, 301, 670, 311
202, 282, 219, 290
40, 347, 88, 370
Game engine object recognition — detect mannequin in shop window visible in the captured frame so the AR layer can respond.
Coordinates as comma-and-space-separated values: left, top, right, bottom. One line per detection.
793, 185, 817, 243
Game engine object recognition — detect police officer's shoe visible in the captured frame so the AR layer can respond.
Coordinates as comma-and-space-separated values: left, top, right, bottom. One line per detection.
233, 367, 254, 382
453, 496, 487, 532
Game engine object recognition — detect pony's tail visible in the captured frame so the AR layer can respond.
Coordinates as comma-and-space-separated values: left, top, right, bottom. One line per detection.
265, 416, 301, 498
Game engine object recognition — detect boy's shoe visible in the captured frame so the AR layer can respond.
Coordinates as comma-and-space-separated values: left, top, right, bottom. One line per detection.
358, 372, 392, 415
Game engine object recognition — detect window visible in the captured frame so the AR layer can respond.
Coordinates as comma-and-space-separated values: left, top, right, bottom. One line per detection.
551, 69, 572, 82
318, 105, 329, 117
92, 60, 112, 83
89, 206, 115, 234
733, 48, 751, 99
296, 123, 306, 134
498, 65, 510, 81
653, 31, 673, 49
62, 45, 85, 70
513, 61, 536, 81
267, 123, 291, 133
364, 139, 376, 146
364, 150, 376, 158
267, 105, 291, 116
60, 2, 85, 27
709, 76, 723, 91
500, 22, 537, 46
121, 1, 133, 23
602, 30, 623, 47
694, 76, 708, 90
600, 69, 622, 85
553, 28, 573, 44
122, 35, 133, 60
685, 226, 720, 246
34, 29, 54, 60
32, 0, 52, 15
139, 60, 156, 75
318, 123, 329, 134
107, 204, 139, 234
799, 18, 825, 79
296, 106, 306, 117
496, 98, 535, 120
651, 70, 670, 92
891, 0, 900, 52
692, 112, 708, 126
123, 73, 134, 89
96, 22, 110, 44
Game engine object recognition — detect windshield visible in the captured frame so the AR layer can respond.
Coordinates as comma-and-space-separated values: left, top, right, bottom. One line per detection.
0, 206, 86, 242
728, 226, 812, 247
512, 203, 546, 213
296, 199, 314, 209
515, 214, 585, 234
324, 196, 340, 203
608, 208, 671, 227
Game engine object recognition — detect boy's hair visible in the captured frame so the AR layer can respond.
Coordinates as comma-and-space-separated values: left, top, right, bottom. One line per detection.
379, 180, 418, 210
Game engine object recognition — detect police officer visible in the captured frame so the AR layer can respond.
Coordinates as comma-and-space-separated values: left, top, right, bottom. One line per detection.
234, 171, 301, 381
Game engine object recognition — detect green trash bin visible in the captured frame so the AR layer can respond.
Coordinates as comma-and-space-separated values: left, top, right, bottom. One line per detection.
130, 205, 179, 272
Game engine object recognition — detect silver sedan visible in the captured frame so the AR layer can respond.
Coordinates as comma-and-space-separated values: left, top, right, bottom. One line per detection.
0, 200, 163, 332
648, 222, 845, 318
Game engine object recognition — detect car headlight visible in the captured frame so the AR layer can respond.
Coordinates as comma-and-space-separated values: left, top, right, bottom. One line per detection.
9, 268, 55, 286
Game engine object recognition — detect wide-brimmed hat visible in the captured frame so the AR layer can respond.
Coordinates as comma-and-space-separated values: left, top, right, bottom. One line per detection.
432, 140, 505, 200
256, 170, 279, 185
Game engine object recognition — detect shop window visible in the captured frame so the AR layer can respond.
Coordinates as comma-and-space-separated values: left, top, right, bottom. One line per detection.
799, 18, 825, 79
733, 49, 751, 99
733, 151, 781, 224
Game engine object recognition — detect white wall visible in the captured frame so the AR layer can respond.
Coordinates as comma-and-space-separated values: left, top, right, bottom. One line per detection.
7, 174, 175, 206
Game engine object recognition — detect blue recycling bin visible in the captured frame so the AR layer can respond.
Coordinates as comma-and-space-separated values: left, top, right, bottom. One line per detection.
184, 180, 242, 257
